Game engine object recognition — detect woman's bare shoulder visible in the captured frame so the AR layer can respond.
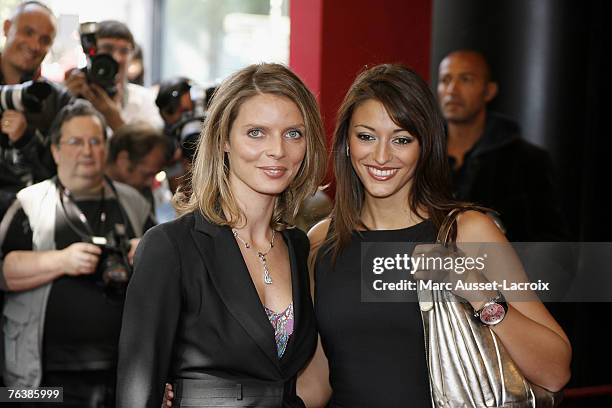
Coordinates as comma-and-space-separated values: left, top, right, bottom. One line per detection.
456, 210, 507, 243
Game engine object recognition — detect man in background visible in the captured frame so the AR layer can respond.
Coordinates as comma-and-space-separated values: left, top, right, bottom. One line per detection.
437, 49, 567, 242
65, 20, 162, 131
1, 1, 72, 217
106, 122, 168, 209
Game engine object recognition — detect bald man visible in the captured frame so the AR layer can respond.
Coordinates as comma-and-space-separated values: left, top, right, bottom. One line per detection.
437, 50, 567, 242
1, 1, 73, 217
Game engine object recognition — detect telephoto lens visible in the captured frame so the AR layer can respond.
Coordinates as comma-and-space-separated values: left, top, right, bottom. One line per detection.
0, 80, 53, 113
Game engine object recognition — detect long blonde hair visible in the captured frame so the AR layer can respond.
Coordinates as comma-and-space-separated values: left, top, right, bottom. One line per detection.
174, 63, 327, 229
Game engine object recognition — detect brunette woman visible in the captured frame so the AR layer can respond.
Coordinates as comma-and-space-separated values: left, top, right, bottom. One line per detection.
298, 64, 571, 407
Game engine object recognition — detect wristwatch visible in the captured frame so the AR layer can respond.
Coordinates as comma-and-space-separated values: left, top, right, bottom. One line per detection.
473, 292, 508, 326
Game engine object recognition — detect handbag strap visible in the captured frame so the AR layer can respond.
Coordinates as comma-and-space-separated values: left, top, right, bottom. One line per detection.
436, 205, 496, 245
419, 205, 493, 312
436, 207, 463, 244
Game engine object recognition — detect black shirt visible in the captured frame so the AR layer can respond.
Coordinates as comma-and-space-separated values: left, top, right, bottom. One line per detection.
449, 112, 568, 242
315, 221, 436, 407
116, 213, 316, 407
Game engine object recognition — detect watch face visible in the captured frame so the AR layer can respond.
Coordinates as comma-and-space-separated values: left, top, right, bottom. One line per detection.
480, 302, 506, 325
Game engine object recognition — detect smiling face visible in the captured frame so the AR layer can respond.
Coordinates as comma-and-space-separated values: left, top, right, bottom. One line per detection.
349, 98, 420, 202
51, 115, 106, 193
2, 5, 56, 78
224, 93, 307, 200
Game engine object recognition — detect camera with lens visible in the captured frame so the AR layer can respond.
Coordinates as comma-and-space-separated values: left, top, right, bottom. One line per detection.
0, 80, 53, 114
79, 21, 119, 97
93, 224, 132, 298
0, 80, 53, 169
156, 77, 212, 161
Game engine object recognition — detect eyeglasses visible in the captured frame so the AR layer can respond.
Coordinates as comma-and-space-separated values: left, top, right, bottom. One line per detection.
97, 44, 133, 57
58, 137, 105, 149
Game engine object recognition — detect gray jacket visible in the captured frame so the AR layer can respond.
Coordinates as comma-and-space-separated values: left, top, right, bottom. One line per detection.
2, 178, 150, 387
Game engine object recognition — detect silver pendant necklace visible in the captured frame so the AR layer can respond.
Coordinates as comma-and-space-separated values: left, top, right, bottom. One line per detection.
233, 229, 276, 285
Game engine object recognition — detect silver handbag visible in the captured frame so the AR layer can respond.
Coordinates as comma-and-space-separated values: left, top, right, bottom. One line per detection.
417, 208, 561, 408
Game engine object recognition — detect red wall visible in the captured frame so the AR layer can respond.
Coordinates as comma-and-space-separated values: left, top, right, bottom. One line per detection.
290, 0, 433, 188
290, 0, 432, 131
289, 0, 324, 97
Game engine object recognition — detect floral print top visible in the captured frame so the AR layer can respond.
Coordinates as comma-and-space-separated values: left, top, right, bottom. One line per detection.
264, 302, 294, 358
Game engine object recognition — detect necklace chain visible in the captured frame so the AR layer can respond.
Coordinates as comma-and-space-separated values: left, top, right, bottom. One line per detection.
233, 229, 276, 285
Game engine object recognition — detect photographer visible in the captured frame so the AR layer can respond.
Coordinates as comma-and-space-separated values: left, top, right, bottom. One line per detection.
65, 20, 163, 131
156, 77, 207, 159
1, 1, 73, 218
106, 122, 168, 209
155, 77, 209, 194
0, 100, 153, 405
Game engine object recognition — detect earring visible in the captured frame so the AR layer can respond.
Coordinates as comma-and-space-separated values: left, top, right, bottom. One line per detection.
345, 144, 350, 157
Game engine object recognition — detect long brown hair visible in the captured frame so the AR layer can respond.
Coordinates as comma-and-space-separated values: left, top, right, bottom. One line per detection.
326, 64, 458, 258
173, 63, 327, 229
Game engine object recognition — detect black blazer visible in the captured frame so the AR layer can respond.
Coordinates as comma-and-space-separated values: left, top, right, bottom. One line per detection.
116, 212, 317, 407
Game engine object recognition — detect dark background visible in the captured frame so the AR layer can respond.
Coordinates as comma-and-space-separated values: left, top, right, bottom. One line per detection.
431, 1, 610, 405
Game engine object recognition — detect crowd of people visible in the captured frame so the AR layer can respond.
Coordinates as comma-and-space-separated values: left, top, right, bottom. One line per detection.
0, 1, 573, 407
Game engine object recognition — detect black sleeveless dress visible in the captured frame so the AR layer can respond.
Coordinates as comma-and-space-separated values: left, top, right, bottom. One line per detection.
315, 221, 436, 408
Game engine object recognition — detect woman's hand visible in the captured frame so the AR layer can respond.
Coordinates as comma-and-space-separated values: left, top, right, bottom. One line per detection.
161, 383, 173, 407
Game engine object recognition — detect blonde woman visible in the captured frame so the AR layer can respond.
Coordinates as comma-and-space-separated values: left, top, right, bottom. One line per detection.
116, 63, 327, 408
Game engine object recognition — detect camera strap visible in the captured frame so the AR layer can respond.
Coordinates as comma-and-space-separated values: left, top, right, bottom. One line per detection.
103, 175, 133, 238
54, 176, 133, 246
55, 177, 109, 245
